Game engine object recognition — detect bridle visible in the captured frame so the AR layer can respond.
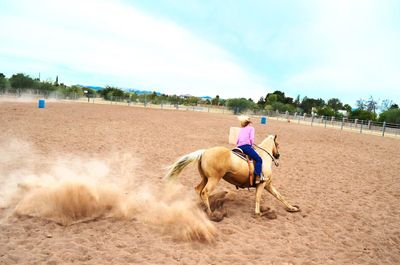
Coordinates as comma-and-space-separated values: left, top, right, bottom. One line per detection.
254, 143, 280, 167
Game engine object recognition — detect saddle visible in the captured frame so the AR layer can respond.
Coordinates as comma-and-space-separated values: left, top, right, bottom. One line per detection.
231, 148, 255, 186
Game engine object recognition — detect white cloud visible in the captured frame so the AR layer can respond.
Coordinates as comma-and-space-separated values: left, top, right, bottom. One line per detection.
0, 0, 268, 98
282, 0, 400, 104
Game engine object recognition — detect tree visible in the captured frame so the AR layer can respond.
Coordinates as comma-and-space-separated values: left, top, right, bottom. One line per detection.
327, 98, 343, 112
294, 95, 301, 107
65, 85, 84, 99
256, 96, 266, 109
366, 96, 378, 114
211, 95, 220, 106
300, 97, 325, 114
390, 104, 399, 109
356, 99, 366, 110
266, 94, 278, 105
317, 106, 336, 117
168, 95, 182, 105
147, 91, 158, 103
227, 98, 255, 114
266, 90, 285, 102
378, 108, 400, 124
185, 96, 200, 106
349, 109, 377, 121
343, 104, 352, 112
37, 80, 56, 96
284, 96, 293, 105
9, 73, 34, 95
380, 99, 395, 112
98, 86, 126, 100
0, 73, 6, 93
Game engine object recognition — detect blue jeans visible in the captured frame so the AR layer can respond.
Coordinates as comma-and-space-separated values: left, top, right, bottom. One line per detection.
238, 144, 262, 176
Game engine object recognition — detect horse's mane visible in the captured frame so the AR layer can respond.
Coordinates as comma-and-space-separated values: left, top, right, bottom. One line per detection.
260, 135, 275, 146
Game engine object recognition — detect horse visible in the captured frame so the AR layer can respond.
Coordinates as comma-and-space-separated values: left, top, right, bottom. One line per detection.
165, 135, 300, 221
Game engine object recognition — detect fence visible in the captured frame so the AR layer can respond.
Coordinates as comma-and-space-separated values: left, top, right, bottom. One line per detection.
76, 97, 233, 114
69, 97, 400, 138
2, 92, 399, 138
261, 110, 400, 138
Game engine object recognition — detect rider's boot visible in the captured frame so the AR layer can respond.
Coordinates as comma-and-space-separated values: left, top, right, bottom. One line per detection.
255, 173, 265, 185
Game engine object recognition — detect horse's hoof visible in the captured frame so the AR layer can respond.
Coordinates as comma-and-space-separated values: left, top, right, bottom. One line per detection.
287, 205, 301, 212
260, 206, 271, 212
209, 211, 224, 222
261, 210, 277, 219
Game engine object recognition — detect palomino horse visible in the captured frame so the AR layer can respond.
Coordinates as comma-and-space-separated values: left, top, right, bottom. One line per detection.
165, 135, 300, 220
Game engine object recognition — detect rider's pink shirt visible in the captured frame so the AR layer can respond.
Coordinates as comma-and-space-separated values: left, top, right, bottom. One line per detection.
236, 125, 254, 146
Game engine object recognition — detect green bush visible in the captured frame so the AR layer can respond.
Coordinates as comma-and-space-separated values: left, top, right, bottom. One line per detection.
227, 98, 255, 114
378, 108, 400, 124
349, 109, 377, 121
316, 106, 336, 117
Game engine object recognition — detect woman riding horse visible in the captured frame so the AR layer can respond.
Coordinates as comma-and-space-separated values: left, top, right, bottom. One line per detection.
236, 115, 264, 185
165, 128, 300, 221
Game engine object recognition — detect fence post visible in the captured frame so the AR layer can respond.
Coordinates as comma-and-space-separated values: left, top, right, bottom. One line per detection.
382, 121, 386, 137
324, 116, 327, 128
360, 120, 363, 133
354, 119, 358, 128
311, 114, 314, 126
368, 120, 371, 130
341, 117, 344, 130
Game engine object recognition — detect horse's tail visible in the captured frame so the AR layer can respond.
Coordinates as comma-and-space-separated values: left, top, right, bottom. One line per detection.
165, 149, 205, 180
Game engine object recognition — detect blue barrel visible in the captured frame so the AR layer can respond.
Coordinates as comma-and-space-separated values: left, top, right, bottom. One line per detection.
261, 116, 267, 124
38, 99, 46, 108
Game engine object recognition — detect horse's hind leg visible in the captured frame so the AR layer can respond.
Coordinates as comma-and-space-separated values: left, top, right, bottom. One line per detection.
200, 177, 219, 216
195, 161, 208, 198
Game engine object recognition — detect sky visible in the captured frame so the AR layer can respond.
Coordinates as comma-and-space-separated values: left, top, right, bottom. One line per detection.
0, 0, 399, 106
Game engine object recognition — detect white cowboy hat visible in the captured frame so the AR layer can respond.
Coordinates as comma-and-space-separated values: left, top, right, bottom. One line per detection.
238, 115, 251, 126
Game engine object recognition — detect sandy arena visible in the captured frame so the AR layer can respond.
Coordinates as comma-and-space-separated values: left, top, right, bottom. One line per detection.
0, 101, 399, 264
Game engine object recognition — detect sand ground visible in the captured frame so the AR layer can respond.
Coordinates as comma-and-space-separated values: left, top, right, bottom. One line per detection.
0, 101, 399, 265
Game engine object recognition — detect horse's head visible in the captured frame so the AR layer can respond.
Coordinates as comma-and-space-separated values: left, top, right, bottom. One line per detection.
272, 135, 280, 159
260, 134, 280, 160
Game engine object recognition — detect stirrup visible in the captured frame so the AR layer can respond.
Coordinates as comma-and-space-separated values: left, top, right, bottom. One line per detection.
255, 174, 265, 185
254, 175, 261, 185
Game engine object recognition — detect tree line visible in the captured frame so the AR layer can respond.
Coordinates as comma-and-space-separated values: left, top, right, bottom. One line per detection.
0, 73, 220, 106
1, 72, 399, 123
225, 91, 399, 123
0, 72, 96, 99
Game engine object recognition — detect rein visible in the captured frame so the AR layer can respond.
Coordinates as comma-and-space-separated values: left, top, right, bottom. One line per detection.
254, 144, 279, 167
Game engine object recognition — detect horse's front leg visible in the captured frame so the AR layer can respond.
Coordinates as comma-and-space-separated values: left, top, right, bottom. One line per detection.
264, 183, 300, 212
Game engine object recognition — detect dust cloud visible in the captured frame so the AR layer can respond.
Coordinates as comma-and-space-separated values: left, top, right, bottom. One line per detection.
0, 139, 215, 242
